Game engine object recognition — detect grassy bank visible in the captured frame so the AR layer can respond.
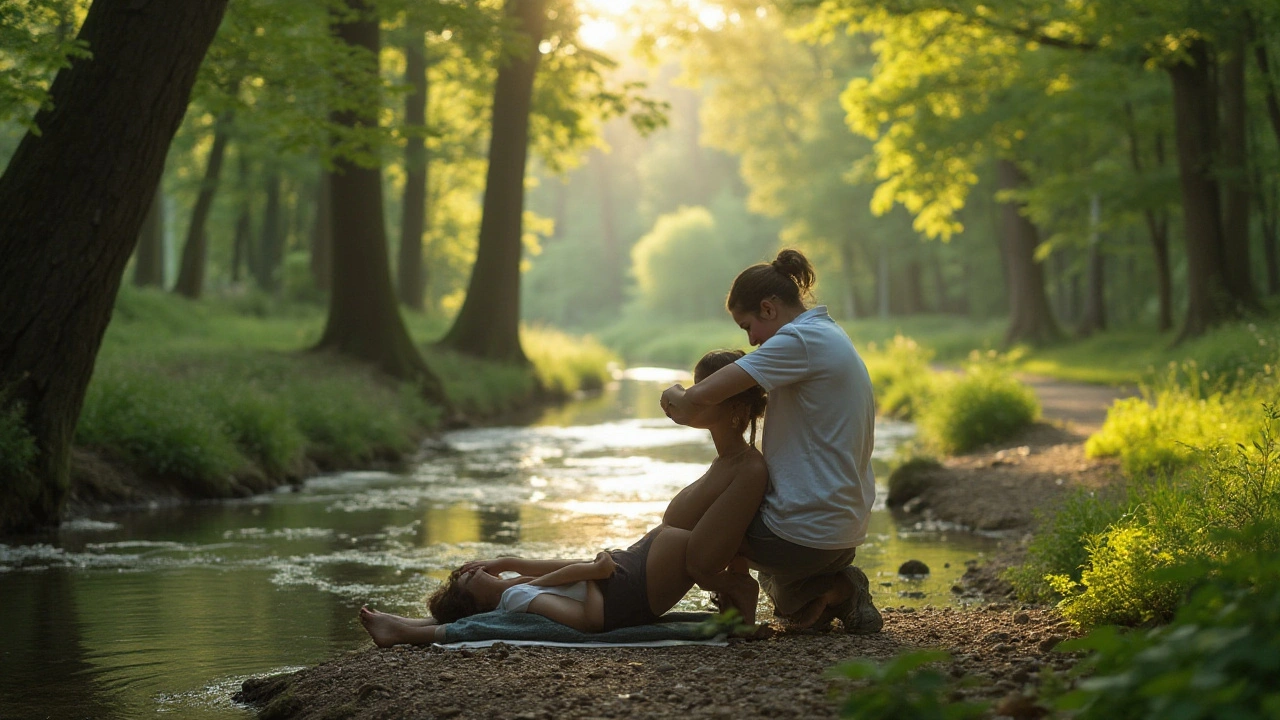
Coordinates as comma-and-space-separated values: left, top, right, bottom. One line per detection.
59, 288, 617, 506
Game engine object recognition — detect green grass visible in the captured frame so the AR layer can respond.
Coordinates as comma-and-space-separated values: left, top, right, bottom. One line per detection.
71, 287, 616, 498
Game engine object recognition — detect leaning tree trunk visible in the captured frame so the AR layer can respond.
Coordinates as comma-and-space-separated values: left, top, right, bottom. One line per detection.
173, 112, 233, 299
132, 186, 165, 288
438, 0, 549, 364
1169, 42, 1237, 342
996, 158, 1061, 347
315, 0, 446, 403
397, 34, 428, 312
0, 0, 229, 533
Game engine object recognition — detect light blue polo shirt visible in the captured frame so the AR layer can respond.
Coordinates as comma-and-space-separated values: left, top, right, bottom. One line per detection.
735, 306, 875, 549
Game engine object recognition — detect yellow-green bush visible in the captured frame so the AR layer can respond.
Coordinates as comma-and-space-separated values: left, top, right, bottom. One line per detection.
1048, 524, 1187, 628
1086, 362, 1257, 476
863, 334, 936, 420
918, 357, 1039, 454
522, 325, 618, 395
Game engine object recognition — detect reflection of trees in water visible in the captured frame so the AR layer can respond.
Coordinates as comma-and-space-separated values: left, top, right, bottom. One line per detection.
0, 571, 125, 720
477, 504, 522, 544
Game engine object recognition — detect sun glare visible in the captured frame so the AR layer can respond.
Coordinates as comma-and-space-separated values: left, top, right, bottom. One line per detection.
576, 0, 640, 49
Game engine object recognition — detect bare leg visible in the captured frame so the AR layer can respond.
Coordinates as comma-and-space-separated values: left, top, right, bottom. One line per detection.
644, 527, 697, 617
685, 472, 766, 623
363, 607, 438, 627
359, 606, 441, 647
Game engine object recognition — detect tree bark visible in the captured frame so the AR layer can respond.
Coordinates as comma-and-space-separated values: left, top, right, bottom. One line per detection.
231, 151, 252, 285
0, 0, 229, 532
1123, 106, 1174, 332
1256, 36, 1280, 148
1077, 195, 1107, 337
996, 159, 1061, 346
1169, 42, 1238, 342
258, 169, 283, 293
397, 34, 428, 312
438, 0, 549, 364
132, 185, 165, 288
311, 169, 332, 293
173, 113, 233, 299
1219, 37, 1259, 311
315, 0, 445, 403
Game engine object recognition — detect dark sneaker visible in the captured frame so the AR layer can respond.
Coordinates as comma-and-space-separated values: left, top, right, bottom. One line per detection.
830, 566, 882, 634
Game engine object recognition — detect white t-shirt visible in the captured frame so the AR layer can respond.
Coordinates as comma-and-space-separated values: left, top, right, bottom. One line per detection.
497, 581, 588, 613
735, 306, 875, 549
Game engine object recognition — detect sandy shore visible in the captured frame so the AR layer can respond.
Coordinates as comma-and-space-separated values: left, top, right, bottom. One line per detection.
235, 419, 1121, 719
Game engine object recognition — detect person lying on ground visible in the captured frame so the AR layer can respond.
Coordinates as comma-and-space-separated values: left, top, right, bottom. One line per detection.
359, 350, 769, 647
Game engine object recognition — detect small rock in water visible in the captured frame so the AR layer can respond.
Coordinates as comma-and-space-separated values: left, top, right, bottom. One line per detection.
898, 560, 930, 576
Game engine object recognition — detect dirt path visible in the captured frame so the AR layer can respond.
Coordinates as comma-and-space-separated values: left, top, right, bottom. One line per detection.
1017, 374, 1136, 436
235, 379, 1127, 719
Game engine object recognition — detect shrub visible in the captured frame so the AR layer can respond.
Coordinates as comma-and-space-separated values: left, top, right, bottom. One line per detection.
522, 326, 618, 395
1053, 545, 1280, 720
1004, 487, 1129, 604
286, 374, 422, 464
1047, 406, 1280, 628
863, 335, 936, 420
918, 357, 1039, 454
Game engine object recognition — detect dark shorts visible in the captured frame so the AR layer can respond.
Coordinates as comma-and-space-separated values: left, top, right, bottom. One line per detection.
597, 527, 661, 631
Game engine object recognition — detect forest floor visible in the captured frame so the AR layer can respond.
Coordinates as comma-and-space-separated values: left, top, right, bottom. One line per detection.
236, 379, 1133, 720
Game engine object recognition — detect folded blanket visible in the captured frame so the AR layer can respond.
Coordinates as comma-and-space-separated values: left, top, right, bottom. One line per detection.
440, 610, 725, 648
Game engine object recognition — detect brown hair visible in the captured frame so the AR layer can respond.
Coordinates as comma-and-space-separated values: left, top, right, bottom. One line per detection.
725, 248, 816, 315
694, 349, 767, 446
426, 568, 487, 623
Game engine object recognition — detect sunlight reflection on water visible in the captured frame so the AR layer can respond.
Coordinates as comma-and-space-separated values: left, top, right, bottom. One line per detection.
0, 372, 1002, 719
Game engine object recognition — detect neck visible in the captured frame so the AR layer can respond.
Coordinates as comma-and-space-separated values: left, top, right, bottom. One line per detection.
777, 303, 807, 325
710, 425, 750, 459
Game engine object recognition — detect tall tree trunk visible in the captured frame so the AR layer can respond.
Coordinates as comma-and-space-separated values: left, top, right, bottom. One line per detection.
1258, 151, 1280, 295
1124, 106, 1174, 332
1220, 37, 1260, 310
315, 0, 445, 402
1169, 43, 1238, 342
876, 238, 889, 319
132, 186, 165, 288
398, 34, 428, 312
258, 169, 283, 293
231, 151, 252, 284
928, 252, 949, 313
0, 0, 229, 532
173, 113, 232, 299
311, 169, 332, 293
1077, 195, 1107, 337
996, 158, 1061, 346
1256, 35, 1280, 147
438, 0, 549, 364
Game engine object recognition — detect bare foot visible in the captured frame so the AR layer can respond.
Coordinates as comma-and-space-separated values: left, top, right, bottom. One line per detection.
359, 606, 437, 647
362, 607, 437, 627
718, 572, 761, 625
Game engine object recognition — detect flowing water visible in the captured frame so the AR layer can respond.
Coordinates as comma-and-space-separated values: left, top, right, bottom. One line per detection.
0, 370, 1001, 719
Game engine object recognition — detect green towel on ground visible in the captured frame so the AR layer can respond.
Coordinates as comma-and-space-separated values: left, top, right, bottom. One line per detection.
442, 610, 721, 645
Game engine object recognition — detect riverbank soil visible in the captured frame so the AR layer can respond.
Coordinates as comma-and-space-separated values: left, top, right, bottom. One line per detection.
237, 382, 1123, 719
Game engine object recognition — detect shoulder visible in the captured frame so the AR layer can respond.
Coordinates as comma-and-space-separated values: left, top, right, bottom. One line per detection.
737, 451, 769, 487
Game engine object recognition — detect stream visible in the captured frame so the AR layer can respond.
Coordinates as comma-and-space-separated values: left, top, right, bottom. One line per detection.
0, 369, 1000, 719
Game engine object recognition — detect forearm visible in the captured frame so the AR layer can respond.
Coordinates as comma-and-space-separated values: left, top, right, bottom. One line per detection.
529, 556, 614, 587
503, 558, 585, 576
